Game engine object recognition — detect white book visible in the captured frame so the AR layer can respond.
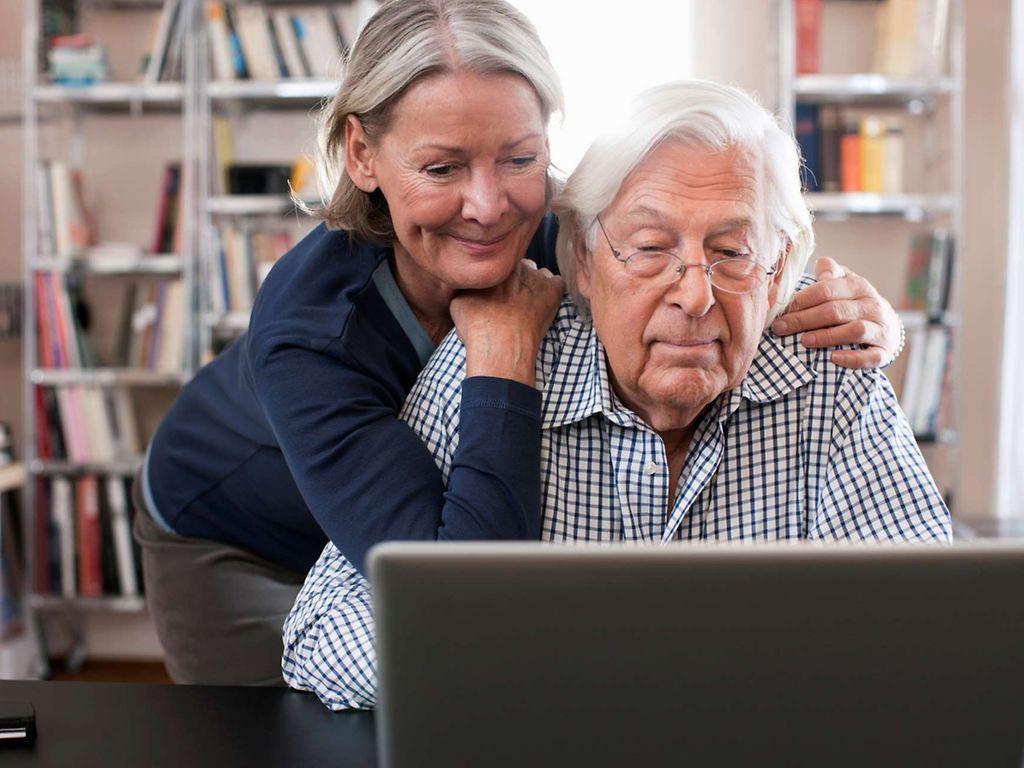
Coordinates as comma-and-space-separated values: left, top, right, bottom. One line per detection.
51, 476, 76, 598
156, 280, 185, 374
144, 0, 182, 83
48, 161, 76, 259
272, 10, 308, 78
295, 8, 343, 79
35, 163, 55, 258
81, 387, 115, 463
206, 0, 236, 81
898, 326, 928, 432
913, 327, 949, 436
105, 477, 139, 597
234, 5, 280, 81
110, 387, 140, 458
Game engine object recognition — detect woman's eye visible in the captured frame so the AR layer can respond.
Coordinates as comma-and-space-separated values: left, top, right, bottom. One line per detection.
508, 155, 538, 167
424, 164, 456, 177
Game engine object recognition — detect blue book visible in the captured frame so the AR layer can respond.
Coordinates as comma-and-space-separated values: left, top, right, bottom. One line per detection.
795, 103, 821, 193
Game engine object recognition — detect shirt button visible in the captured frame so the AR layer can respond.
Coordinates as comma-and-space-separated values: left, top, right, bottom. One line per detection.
643, 460, 658, 476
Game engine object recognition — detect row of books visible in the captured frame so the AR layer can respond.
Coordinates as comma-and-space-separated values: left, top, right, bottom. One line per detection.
34, 475, 142, 599
0, 283, 22, 340
207, 225, 293, 316
34, 385, 140, 465
796, 0, 950, 78
903, 229, 954, 320
0, 452, 24, 639
796, 106, 905, 194
36, 161, 183, 262
35, 269, 185, 374
899, 325, 952, 439
144, 0, 188, 82
206, 0, 378, 81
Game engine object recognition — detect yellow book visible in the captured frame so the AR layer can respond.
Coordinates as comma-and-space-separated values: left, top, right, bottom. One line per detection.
859, 117, 885, 193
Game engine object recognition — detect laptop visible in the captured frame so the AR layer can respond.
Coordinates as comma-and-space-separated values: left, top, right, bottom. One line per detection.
369, 542, 1024, 768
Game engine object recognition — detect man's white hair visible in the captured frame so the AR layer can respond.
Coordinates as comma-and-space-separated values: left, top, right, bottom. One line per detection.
552, 80, 814, 324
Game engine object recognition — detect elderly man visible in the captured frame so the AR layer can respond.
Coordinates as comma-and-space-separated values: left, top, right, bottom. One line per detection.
283, 80, 950, 710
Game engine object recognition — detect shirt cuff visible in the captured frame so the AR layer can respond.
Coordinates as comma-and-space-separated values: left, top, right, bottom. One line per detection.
460, 376, 542, 421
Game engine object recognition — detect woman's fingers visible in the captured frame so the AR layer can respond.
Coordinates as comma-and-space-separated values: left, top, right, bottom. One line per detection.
800, 320, 884, 349
829, 346, 888, 370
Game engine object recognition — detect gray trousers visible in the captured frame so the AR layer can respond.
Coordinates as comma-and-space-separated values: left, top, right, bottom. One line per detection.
132, 488, 305, 686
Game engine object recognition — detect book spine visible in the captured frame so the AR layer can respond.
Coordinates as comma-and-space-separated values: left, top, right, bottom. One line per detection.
75, 476, 103, 597
795, 104, 820, 193
795, 0, 823, 75
839, 120, 861, 193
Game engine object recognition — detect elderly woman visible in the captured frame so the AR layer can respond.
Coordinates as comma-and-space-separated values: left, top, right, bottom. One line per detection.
282, 79, 949, 711
135, 1, 905, 685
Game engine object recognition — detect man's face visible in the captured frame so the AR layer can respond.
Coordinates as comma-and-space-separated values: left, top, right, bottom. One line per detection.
576, 141, 785, 432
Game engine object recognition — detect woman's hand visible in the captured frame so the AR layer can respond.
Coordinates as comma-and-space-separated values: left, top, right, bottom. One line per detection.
771, 257, 902, 369
451, 259, 565, 386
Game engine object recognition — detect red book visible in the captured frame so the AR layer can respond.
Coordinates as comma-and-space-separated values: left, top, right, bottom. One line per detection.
795, 0, 823, 75
75, 476, 104, 598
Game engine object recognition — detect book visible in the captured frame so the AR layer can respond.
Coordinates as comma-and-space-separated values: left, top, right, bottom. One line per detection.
795, 0, 822, 75
818, 106, 841, 193
144, 0, 183, 83
105, 476, 139, 597
51, 476, 76, 598
293, 7, 344, 79
234, 4, 280, 81
874, 0, 950, 77
795, 104, 820, 193
903, 230, 954, 318
207, 1, 237, 81
882, 118, 905, 194
273, 11, 309, 78
859, 116, 885, 194
839, 119, 861, 193
75, 476, 103, 597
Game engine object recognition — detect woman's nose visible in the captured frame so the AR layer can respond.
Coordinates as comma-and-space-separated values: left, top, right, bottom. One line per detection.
461, 169, 508, 226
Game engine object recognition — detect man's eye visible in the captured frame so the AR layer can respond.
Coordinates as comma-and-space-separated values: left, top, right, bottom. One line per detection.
716, 249, 750, 259
424, 164, 456, 177
508, 155, 538, 167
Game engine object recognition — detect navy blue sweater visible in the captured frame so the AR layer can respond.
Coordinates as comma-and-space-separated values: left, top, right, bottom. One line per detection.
147, 216, 559, 574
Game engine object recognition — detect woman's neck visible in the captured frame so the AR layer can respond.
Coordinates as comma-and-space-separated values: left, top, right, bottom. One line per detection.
389, 245, 456, 345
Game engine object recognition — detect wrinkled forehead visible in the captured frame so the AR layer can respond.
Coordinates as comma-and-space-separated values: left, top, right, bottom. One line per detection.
607, 141, 768, 243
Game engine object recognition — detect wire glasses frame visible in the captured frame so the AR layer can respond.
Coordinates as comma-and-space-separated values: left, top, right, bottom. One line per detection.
595, 216, 778, 294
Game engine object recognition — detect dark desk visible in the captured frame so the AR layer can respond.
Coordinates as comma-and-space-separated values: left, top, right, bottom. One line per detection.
0, 680, 377, 767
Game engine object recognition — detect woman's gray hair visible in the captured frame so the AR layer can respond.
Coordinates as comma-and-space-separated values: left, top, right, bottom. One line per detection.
552, 80, 815, 324
302, 0, 564, 244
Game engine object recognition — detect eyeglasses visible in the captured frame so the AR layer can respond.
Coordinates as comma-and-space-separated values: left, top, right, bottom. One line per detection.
596, 217, 777, 294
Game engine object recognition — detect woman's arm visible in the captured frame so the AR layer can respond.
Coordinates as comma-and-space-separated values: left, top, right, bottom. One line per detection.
771, 257, 903, 369
253, 263, 563, 577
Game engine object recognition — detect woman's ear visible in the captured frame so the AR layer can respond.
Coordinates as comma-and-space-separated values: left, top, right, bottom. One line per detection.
574, 227, 593, 300
344, 114, 379, 193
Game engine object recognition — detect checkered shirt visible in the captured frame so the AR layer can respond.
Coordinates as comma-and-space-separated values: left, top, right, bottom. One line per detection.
282, 294, 951, 710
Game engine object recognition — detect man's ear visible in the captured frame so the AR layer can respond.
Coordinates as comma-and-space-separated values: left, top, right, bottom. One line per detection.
574, 227, 593, 300
344, 114, 379, 193
766, 239, 791, 308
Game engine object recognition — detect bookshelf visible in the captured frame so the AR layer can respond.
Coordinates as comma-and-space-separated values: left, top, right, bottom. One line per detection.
775, 0, 964, 511
19, 0, 200, 667
17, 0, 377, 668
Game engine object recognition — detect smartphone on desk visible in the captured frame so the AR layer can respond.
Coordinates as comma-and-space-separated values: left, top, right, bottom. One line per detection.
0, 700, 36, 746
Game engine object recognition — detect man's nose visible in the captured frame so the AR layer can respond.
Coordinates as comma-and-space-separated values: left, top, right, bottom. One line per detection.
461, 169, 508, 226
665, 261, 715, 317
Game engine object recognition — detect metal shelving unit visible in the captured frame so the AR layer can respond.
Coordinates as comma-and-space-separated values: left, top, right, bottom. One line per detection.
19, 0, 202, 670
774, 0, 965, 512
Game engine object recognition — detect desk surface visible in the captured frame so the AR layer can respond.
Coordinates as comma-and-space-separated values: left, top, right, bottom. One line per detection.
0, 680, 377, 768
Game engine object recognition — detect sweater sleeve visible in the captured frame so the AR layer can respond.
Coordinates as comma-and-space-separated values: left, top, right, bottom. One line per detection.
251, 335, 543, 576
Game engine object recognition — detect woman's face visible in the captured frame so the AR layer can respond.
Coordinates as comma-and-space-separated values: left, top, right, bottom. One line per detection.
359, 70, 550, 293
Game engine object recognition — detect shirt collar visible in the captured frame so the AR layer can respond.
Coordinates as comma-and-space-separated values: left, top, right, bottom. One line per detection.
542, 313, 816, 430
